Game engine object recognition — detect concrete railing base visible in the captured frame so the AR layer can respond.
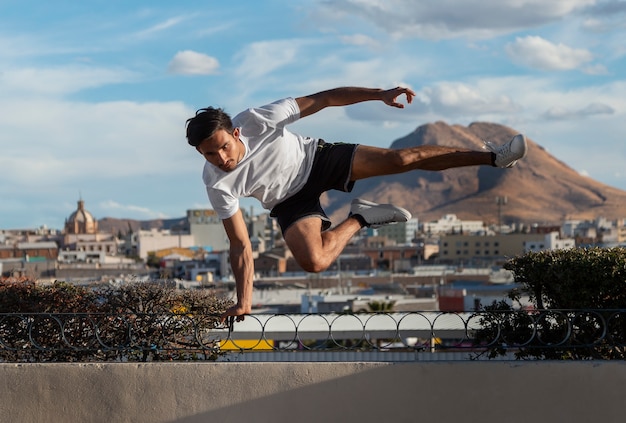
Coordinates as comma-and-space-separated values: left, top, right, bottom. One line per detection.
1, 361, 624, 423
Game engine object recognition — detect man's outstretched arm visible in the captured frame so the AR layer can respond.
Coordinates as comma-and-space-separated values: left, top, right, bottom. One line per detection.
221, 209, 254, 322
295, 86, 415, 118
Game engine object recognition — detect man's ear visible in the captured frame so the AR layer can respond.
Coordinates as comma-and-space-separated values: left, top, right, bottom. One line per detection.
232, 127, 240, 139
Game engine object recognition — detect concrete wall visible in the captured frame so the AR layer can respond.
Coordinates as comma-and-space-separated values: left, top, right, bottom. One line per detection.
1, 361, 624, 423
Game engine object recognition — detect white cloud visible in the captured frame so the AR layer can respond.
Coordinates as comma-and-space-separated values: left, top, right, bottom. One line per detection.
0, 96, 193, 186
543, 102, 615, 120
316, 0, 596, 39
505, 36, 594, 71
168, 50, 220, 75
583, 63, 609, 75
581, 17, 626, 32
340, 34, 381, 49
583, 0, 626, 32
419, 82, 521, 116
133, 16, 187, 40
0, 65, 137, 97
234, 40, 302, 80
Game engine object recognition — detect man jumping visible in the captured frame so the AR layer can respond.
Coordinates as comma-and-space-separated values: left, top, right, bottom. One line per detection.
185, 86, 527, 321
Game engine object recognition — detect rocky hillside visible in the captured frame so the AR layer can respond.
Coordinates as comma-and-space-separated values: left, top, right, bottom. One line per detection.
323, 121, 626, 225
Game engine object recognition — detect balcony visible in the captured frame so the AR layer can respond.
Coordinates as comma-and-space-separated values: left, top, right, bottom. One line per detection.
1, 310, 624, 422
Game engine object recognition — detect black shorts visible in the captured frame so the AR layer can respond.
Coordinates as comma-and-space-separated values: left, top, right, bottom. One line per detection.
270, 141, 357, 234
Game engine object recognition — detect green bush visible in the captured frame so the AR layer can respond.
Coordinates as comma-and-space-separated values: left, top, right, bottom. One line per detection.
0, 279, 233, 362
475, 247, 626, 360
505, 247, 626, 309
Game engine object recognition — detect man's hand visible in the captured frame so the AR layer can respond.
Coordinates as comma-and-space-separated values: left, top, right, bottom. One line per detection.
381, 86, 415, 108
220, 303, 250, 324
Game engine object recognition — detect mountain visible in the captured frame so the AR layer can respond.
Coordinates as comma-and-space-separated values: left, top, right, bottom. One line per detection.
323, 121, 626, 226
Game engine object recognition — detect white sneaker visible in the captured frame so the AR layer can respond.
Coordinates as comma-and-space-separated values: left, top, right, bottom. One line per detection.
350, 199, 411, 228
484, 134, 528, 168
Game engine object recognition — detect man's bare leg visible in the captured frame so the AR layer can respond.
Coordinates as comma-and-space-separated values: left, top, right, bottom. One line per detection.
284, 216, 362, 273
351, 145, 493, 179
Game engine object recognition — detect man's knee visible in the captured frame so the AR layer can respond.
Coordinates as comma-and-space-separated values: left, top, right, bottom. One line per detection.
294, 252, 331, 273
284, 219, 332, 273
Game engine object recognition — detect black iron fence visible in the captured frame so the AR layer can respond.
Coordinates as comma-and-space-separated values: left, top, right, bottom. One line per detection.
1, 310, 625, 362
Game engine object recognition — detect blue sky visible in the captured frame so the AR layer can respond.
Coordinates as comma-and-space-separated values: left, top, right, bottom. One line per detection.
1, 0, 625, 230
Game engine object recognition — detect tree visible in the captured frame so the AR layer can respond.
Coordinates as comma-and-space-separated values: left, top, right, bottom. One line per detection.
474, 247, 626, 360
367, 300, 396, 313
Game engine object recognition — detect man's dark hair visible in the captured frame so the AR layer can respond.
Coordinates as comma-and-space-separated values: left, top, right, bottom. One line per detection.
185, 107, 234, 147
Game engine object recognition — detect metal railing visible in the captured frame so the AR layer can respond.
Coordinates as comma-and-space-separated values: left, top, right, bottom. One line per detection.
1, 310, 624, 362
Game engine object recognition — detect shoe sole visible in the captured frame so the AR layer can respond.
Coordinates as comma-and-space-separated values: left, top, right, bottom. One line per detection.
351, 199, 412, 226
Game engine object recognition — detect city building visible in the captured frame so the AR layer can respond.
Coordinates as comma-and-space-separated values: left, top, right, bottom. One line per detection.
373, 218, 419, 244
54, 199, 146, 280
439, 230, 576, 263
422, 214, 485, 235
187, 209, 229, 252
62, 199, 117, 257
186, 208, 276, 254
524, 231, 575, 253
439, 233, 546, 262
136, 228, 195, 260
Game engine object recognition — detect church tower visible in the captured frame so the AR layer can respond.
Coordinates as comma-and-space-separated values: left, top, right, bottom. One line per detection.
64, 198, 98, 235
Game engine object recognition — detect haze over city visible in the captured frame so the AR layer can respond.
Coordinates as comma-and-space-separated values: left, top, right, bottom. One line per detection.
1, 0, 625, 230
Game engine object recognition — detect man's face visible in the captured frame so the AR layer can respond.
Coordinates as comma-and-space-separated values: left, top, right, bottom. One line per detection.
196, 128, 244, 172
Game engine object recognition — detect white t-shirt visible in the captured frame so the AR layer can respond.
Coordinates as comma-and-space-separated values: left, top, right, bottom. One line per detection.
202, 97, 319, 220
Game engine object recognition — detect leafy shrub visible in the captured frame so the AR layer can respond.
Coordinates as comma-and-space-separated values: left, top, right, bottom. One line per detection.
474, 247, 626, 360
0, 278, 233, 362
505, 247, 626, 310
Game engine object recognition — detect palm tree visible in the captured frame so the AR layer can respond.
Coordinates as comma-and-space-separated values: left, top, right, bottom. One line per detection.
366, 300, 396, 313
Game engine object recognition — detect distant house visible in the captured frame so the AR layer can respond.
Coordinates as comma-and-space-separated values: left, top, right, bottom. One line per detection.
524, 231, 575, 253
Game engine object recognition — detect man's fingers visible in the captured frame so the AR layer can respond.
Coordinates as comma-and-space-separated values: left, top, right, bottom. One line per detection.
385, 87, 414, 108
220, 308, 247, 325
401, 88, 415, 104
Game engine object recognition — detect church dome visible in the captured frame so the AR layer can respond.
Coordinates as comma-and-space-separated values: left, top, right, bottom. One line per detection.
65, 199, 98, 234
